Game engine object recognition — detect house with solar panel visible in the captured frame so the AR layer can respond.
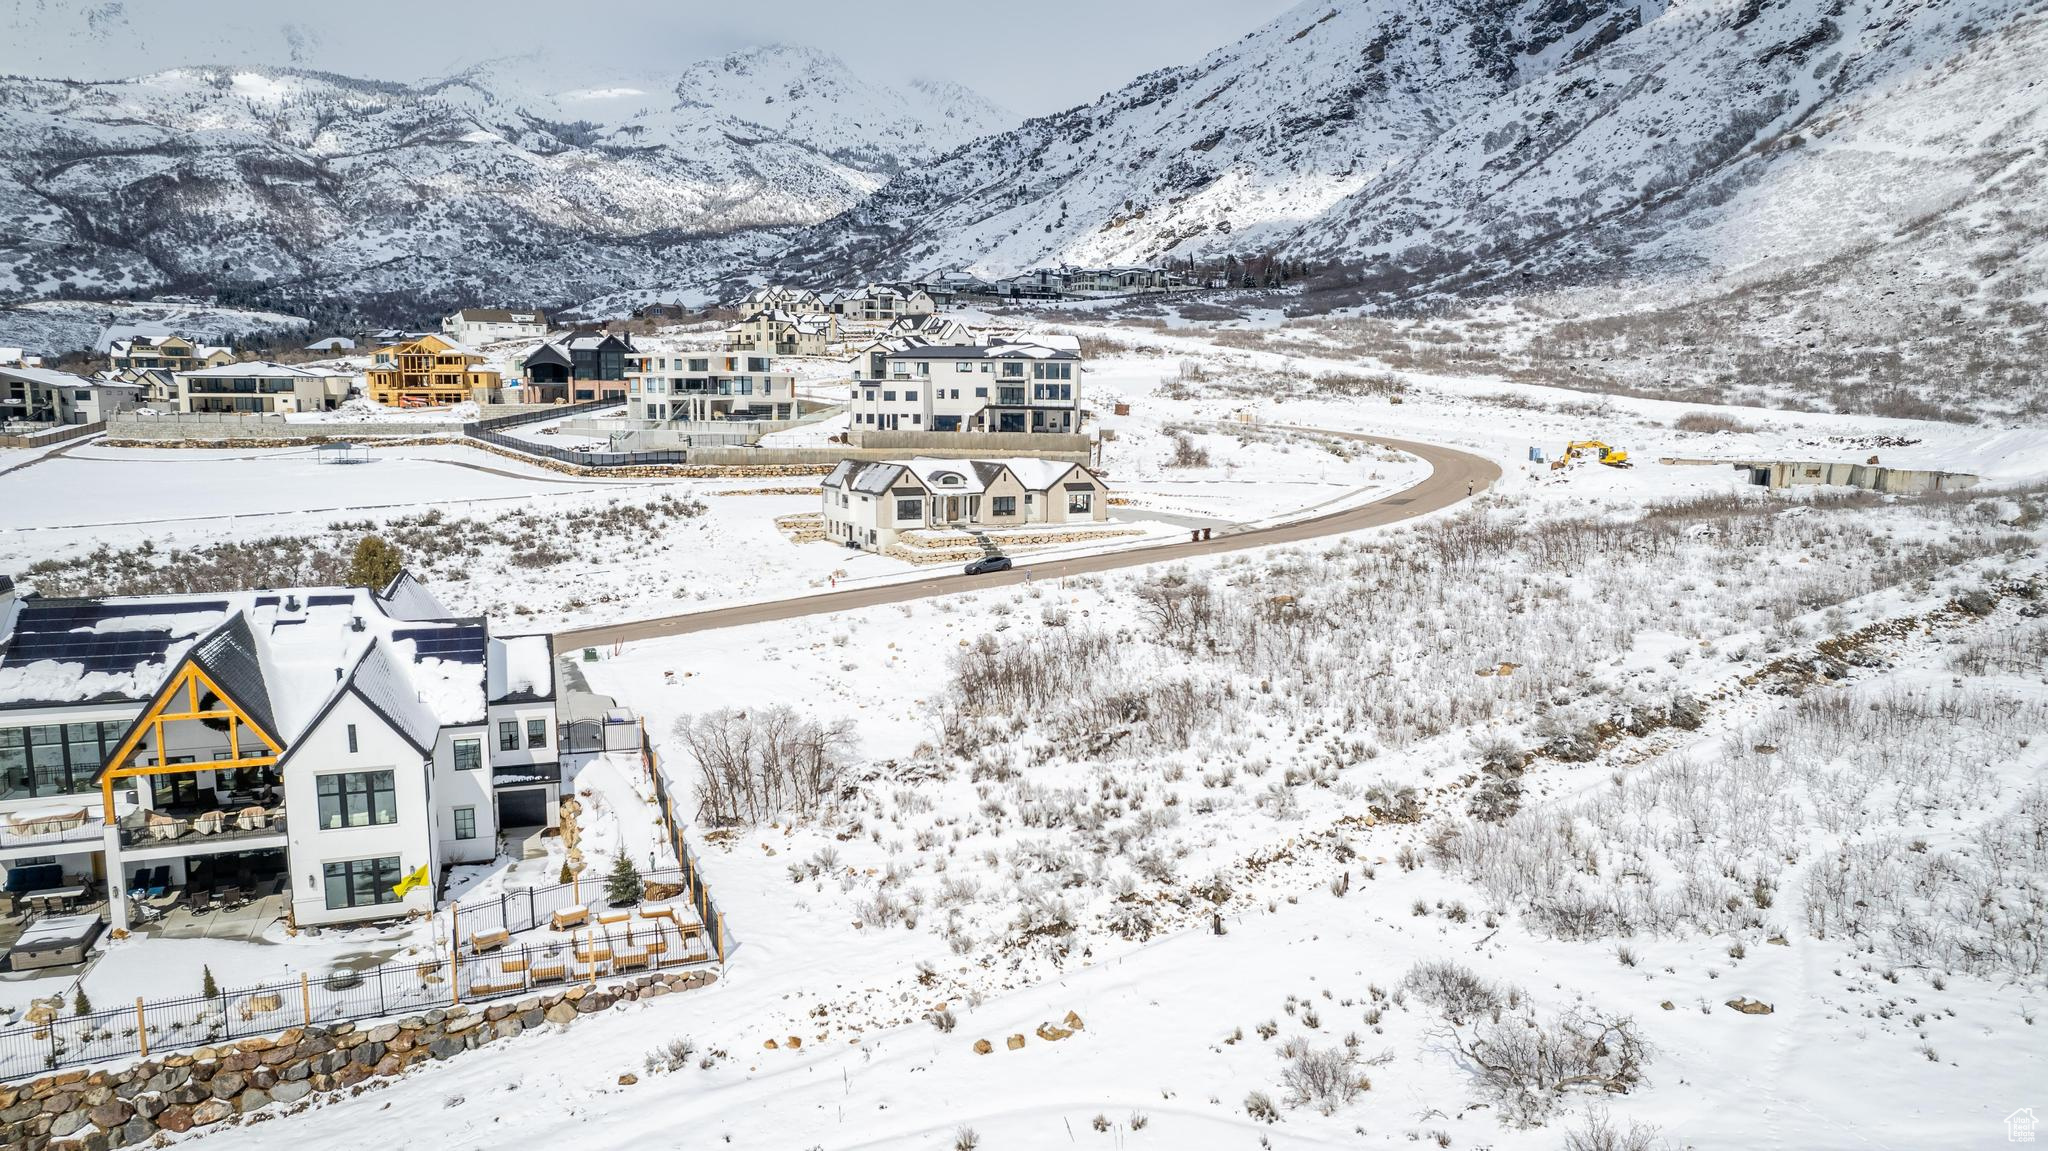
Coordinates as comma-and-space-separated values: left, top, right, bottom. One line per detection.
0, 572, 559, 933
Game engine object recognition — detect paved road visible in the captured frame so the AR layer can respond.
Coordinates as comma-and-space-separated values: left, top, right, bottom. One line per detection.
555, 431, 1499, 648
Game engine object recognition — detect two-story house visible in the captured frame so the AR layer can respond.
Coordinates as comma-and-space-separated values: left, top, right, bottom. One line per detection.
624, 350, 799, 423
724, 309, 837, 357
106, 336, 233, 375
849, 336, 1082, 435
175, 363, 353, 414
521, 331, 634, 402
0, 572, 559, 932
827, 285, 936, 326
820, 458, 1111, 552
1, 365, 144, 426
737, 286, 827, 320
442, 308, 548, 344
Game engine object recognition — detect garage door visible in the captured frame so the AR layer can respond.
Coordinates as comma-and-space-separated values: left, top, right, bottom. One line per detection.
498, 788, 549, 829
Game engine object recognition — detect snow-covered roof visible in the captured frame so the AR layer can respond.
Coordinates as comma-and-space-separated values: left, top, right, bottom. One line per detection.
0, 364, 101, 390
0, 580, 503, 754
452, 308, 546, 325
823, 458, 1098, 496
487, 635, 554, 702
178, 361, 313, 379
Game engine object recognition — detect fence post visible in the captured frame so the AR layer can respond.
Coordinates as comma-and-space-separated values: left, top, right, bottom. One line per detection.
528, 887, 536, 929
572, 874, 580, 906
450, 901, 462, 1006
136, 998, 149, 1058
377, 963, 387, 1017
300, 973, 311, 1027
716, 911, 727, 965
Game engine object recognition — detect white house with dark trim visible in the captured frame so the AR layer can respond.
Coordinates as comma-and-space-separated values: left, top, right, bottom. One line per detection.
850, 335, 1082, 434
820, 457, 1110, 551
0, 572, 558, 931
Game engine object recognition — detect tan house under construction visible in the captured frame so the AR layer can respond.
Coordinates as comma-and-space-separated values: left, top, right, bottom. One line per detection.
365, 335, 502, 408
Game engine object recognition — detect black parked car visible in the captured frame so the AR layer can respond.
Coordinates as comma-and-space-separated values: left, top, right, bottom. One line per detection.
964, 556, 1013, 576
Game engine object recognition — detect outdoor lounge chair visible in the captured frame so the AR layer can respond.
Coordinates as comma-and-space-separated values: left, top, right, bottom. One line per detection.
235, 806, 269, 832
191, 811, 225, 835
146, 866, 170, 898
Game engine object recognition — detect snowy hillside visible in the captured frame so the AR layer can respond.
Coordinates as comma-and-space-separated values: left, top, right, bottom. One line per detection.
0, 47, 1011, 320
779, 0, 2048, 303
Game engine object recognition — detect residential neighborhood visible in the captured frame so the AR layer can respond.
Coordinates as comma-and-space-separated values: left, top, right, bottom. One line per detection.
820, 457, 1110, 551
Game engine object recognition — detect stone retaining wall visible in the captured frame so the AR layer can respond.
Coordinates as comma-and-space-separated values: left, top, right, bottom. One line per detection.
2, 970, 716, 1150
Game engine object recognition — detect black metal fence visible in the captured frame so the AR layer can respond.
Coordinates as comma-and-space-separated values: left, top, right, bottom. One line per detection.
646, 727, 728, 962
465, 398, 702, 469
0, 914, 712, 1081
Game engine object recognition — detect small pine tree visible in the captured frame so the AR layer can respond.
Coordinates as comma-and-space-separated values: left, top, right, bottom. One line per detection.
605, 853, 642, 906
559, 860, 574, 885
202, 965, 219, 999
72, 986, 92, 1017
347, 535, 404, 589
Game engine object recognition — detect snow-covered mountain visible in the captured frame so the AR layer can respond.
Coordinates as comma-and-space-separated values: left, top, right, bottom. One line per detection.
780, 0, 2048, 310
0, 45, 1011, 318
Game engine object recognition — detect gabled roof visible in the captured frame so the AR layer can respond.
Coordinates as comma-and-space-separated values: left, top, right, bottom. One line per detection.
343, 640, 441, 755
187, 614, 280, 745
378, 570, 453, 622
453, 308, 546, 325
522, 342, 572, 370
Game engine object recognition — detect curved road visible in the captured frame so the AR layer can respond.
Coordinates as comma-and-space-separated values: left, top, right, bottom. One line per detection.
556, 431, 1499, 647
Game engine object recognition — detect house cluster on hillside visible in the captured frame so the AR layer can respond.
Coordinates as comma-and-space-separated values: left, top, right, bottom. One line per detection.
821, 457, 1110, 552
0, 572, 560, 932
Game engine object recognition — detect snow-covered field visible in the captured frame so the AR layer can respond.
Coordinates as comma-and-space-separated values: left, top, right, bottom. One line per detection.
7, 322, 2047, 1149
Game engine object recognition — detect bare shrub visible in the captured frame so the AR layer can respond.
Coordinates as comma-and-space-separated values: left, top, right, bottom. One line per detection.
1167, 432, 1213, 468
1672, 411, 1757, 435
1403, 959, 1511, 1024
1450, 1009, 1653, 1126
1563, 1107, 1666, 1151
1244, 1089, 1280, 1123
1280, 1042, 1364, 1115
678, 706, 858, 826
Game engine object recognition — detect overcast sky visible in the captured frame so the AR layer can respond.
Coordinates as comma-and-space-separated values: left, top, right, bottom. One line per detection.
1, 0, 1305, 116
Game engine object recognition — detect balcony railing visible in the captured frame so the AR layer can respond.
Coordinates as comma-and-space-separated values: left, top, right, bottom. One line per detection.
118, 807, 287, 850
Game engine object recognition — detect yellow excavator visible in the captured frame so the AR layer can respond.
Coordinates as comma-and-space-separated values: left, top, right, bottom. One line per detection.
1555, 440, 1632, 469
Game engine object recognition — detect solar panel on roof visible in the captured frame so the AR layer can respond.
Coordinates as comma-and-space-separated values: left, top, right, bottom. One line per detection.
393, 625, 487, 664
2, 630, 175, 675
308, 594, 354, 607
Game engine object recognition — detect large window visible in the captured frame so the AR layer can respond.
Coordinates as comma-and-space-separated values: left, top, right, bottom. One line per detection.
323, 856, 402, 909
453, 738, 482, 771
454, 807, 477, 841
992, 496, 1017, 517
895, 498, 924, 522
0, 719, 126, 800
1068, 492, 1094, 515
498, 720, 519, 752
316, 770, 396, 829
525, 719, 547, 750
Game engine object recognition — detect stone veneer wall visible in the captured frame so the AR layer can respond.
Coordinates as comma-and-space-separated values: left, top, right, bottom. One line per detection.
1, 970, 715, 1151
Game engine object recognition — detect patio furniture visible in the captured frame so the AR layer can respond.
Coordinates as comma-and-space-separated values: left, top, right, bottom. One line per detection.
550, 904, 589, 930
470, 928, 510, 954
218, 884, 244, 909
5, 808, 88, 837
146, 813, 185, 841
145, 866, 170, 898
24, 886, 86, 914
235, 806, 270, 832
191, 811, 225, 836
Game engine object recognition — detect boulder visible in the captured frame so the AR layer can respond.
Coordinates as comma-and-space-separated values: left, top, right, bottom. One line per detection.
269, 1081, 312, 1107
121, 1116, 158, 1145
446, 1014, 483, 1034
972, 1039, 993, 1055
131, 1093, 165, 1121
367, 1024, 400, 1044
88, 1100, 134, 1130
429, 1038, 463, 1060
785, 1036, 802, 1049
1062, 1011, 1085, 1031
207, 1072, 245, 1101
617, 1074, 638, 1086
1006, 1034, 1026, 1051
190, 1099, 233, 1126
236, 1088, 271, 1114
544, 1003, 578, 1026
763, 1039, 779, 1050
49, 1109, 89, 1138
1725, 998, 1774, 1015
1034, 1023, 1071, 1042
248, 1067, 277, 1092
492, 1019, 525, 1042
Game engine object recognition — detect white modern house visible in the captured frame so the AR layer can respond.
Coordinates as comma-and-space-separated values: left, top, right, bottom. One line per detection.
175, 362, 353, 414
624, 350, 800, 423
849, 335, 1082, 434
0, 365, 144, 426
0, 572, 559, 932
820, 457, 1110, 551
442, 308, 548, 344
